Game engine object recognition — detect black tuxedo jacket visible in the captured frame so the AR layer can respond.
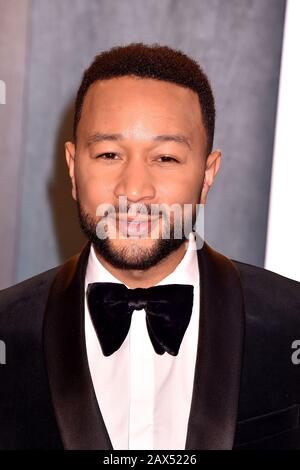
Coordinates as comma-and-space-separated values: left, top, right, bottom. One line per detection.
0, 240, 300, 450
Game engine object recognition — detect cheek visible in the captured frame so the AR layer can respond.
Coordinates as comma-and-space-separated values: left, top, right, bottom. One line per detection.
156, 170, 202, 204
75, 163, 112, 209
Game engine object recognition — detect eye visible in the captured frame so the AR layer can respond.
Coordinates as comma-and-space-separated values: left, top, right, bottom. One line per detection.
96, 152, 119, 160
158, 155, 179, 163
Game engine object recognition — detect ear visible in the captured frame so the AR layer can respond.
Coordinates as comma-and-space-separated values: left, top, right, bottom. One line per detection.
65, 141, 77, 201
200, 149, 222, 205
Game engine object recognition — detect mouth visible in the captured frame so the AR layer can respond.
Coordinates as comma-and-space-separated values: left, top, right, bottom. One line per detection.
115, 215, 160, 237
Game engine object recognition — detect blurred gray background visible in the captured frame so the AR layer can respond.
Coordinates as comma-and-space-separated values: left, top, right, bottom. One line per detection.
0, 0, 286, 289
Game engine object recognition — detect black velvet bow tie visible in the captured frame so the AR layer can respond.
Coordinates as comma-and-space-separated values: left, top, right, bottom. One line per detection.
86, 282, 194, 357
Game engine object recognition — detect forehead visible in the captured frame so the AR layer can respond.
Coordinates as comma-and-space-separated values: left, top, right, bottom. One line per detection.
77, 76, 205, 142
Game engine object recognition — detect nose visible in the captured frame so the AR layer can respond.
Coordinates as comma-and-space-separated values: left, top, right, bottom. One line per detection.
113, 155, 156, 203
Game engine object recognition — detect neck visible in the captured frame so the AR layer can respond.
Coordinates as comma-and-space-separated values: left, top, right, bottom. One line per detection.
93, 241, 189, 288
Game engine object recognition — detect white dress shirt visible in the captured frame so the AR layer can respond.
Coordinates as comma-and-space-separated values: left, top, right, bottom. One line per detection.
84, 233, 200, 450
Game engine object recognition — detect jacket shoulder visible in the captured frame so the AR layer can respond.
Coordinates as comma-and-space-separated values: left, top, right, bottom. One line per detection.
0, 266, 60, 324
231, 259, 300, 311
231, 259, 300, 417
0, 266, 64, 449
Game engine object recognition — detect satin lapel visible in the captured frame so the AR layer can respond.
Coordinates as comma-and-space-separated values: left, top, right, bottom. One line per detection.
42, 241, 113, 450
185, 240, 245, 450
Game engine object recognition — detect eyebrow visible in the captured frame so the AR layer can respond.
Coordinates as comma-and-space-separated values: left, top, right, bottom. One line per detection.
87, 132, 192, 150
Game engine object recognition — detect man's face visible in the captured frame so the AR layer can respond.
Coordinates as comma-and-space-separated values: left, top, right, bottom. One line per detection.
65, 76, 221, 270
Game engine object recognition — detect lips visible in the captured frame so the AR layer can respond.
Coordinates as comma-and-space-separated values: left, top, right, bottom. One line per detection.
117, 216, 160, 237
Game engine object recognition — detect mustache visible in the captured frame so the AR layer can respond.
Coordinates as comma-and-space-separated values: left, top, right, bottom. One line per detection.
103, 203, 166, 218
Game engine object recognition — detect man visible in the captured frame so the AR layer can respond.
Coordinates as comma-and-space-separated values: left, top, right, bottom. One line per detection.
0, 43, 299, 450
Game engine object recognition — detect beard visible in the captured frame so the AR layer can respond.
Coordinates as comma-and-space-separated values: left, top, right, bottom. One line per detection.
76, 198, 197, 271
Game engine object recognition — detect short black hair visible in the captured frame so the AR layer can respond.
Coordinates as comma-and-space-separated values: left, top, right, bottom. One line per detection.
73, 43, 215, 153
